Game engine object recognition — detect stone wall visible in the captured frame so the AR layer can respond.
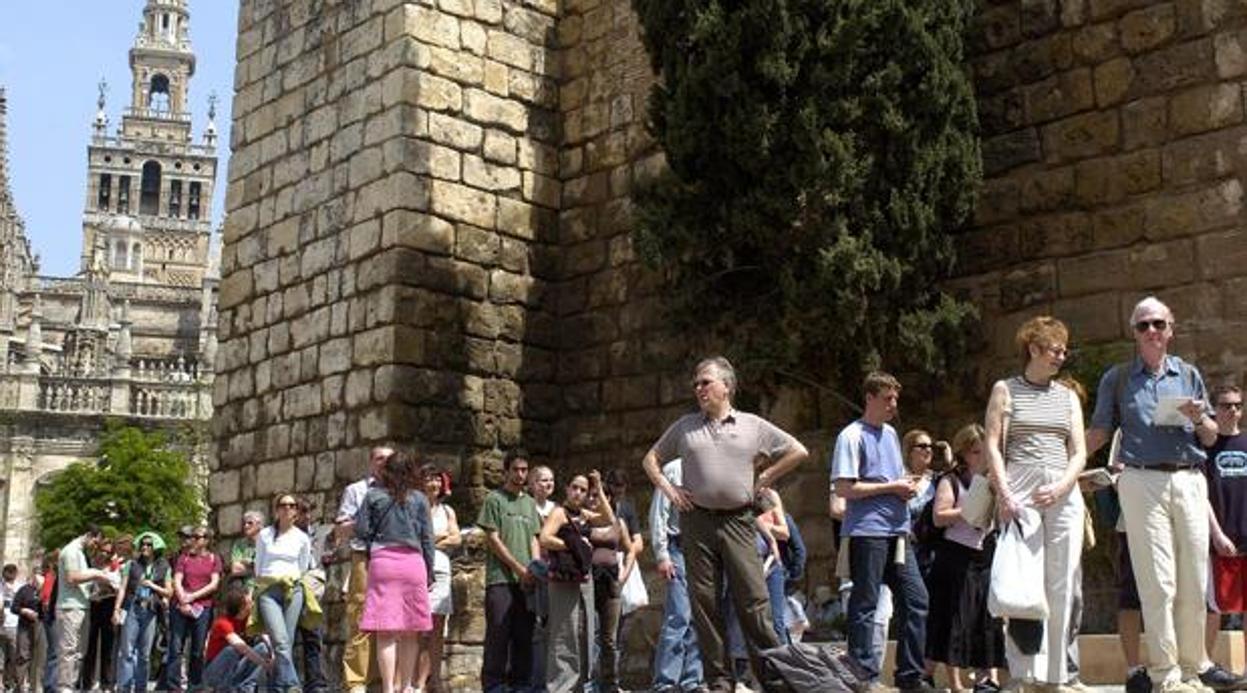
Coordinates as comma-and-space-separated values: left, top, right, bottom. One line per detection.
961, 0, 1247, 385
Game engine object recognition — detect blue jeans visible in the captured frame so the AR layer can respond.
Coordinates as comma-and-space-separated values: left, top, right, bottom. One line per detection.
256, 583, 304, 690
203, 640, 270, 692
651, 540, 703, 692
847, 536, 928, 685
163, 605, 213, 690
115, 602, 160, 692
766, 564, 789, 646
41, 619, 57, 693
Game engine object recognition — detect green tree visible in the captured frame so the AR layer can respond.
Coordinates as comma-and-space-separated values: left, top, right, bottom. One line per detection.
35, 423, 203, 550
631, 0, 982, 387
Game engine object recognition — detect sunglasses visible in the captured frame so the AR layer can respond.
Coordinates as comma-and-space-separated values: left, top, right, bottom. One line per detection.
1218, 402, 1244, 410
1134, 319, 1169, 333
911, 443, 933, 450
191, 534, 207, 539
692, 378, 715, 389
277, 501, 297, 508
140, 541, 154, 548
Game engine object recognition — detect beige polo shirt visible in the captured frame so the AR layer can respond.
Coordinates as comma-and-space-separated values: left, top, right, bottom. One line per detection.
651, 409, 798, 510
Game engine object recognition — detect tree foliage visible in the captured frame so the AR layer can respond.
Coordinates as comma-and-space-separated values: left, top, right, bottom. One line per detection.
35, 423, 203, 550
631, 0, 983, 388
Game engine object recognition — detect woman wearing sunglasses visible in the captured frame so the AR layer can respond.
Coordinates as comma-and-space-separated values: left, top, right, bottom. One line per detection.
113, 531, 171, 693
254, 492, 314, 692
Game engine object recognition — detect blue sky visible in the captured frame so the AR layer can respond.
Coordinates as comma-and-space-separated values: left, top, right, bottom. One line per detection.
0, 1, 239, 277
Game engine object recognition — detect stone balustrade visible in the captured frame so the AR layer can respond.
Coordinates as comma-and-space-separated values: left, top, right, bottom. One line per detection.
38, 377, 112, 413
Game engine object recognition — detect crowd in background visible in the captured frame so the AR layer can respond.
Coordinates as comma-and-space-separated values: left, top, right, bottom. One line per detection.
5, 292, 1247, 693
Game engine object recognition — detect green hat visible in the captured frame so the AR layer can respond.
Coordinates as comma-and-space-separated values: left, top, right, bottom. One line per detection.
132, 531, 166, 551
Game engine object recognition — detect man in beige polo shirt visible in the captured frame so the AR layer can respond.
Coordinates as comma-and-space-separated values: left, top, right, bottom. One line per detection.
643, 356, 809, 692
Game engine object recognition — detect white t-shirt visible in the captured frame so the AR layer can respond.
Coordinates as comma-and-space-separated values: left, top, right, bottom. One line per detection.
255, 526, 312, 579
1, 581, 17, 630
431, 504, 453, 575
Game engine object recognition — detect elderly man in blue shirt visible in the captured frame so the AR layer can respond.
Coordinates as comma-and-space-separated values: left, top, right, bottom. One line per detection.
1087, 296, 1244, 693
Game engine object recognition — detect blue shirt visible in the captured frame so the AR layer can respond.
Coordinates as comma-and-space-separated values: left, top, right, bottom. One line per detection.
1090, 354, 1210, 467
829, 420, 908, 537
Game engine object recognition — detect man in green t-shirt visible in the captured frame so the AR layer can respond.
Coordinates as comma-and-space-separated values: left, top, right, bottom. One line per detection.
56, 524, 109, 692
476, 449, 541, 693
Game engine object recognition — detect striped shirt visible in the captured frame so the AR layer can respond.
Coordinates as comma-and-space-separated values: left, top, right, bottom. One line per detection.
1006, 376, 1072, 470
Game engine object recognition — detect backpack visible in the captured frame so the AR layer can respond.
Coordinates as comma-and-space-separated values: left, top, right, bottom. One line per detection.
912, 472, 959, 545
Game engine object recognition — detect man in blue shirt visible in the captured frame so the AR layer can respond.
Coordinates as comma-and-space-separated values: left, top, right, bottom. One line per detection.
830, 371, 930, 692
1087, 296, 1242, 693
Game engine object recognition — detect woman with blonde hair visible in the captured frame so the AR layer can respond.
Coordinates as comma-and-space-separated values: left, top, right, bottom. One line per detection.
925, 423, 1006, 692
984, 315, 1086, 687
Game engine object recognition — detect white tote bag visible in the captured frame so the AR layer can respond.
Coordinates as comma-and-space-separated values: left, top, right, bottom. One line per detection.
619, 552, 649, 615
988, 506, 1049, 620
960, 473, 995, 530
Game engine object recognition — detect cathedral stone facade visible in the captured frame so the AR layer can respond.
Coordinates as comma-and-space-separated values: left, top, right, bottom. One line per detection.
0, 0, 219, 565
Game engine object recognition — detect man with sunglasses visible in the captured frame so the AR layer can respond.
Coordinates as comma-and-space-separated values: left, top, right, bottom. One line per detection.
1087, 296, 1238, 693
643, 356, 808, 692
1203, 385, 1247, 674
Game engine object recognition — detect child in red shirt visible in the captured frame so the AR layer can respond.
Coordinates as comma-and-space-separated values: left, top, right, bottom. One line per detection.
202, 585, 271, 691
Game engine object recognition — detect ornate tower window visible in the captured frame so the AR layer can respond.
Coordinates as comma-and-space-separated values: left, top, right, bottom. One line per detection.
140, 161, 161, 216
169, 180, 182, 218
113, 240, 128, 270
188, 181, 201, 220
117, 175, 131, 213
149, 74, 171, 113
97, 174, 111, 211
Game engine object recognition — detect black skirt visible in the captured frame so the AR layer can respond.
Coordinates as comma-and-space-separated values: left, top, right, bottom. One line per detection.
924, 535, 1006, 669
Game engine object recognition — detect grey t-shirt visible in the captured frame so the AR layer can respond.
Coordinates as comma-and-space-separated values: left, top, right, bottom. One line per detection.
651, 410, 798, 510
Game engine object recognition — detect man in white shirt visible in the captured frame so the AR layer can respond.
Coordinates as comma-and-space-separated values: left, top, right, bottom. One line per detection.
1, 564, 19, 690
334, 444, 393, 693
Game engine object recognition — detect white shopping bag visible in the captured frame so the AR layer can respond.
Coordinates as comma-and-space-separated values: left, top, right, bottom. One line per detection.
987, 506, 1048, 620
619, 552, 649, 615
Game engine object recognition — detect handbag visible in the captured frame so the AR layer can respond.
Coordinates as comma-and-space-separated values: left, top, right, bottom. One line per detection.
618, 552, 648, 615
988, 507, 1048, 620
960, 473, 995, 530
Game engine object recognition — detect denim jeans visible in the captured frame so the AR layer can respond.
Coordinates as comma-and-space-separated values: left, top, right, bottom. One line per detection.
256, 583, 304, 690
651, 540, 703, 692
203, 640, 270, 692
40, 619, 57, 693
765, 564, 789, 646
847, 536, 928, 685
115, 602, 160, 692
162, 605, 213, 690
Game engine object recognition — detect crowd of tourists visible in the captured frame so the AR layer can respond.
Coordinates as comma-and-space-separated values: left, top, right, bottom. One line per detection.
6, 292, 1247, 693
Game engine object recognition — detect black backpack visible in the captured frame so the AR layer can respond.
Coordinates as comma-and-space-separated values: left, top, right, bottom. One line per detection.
912, 473, 959, 545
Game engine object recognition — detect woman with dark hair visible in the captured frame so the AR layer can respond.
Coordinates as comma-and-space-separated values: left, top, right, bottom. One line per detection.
113, 532, 172, 693
926, 424, 1006, 692
415, 463, 461, 693
587, 472, 632, 693
254, 493, 313, 692
355, 450, 436, 693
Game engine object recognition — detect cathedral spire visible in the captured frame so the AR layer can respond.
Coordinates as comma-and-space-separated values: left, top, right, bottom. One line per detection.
0, 88, 13, 212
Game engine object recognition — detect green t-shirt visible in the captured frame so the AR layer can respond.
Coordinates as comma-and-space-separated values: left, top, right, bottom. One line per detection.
57, 537, 91, 611
476, 488, 541, 586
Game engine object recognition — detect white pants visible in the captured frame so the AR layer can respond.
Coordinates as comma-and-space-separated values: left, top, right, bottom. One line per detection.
1119, 467, 1211, 683
1005, 462, 1084, 684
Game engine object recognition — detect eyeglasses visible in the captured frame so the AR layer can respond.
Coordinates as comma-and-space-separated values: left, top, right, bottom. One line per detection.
1218, 402, 1244, 410
1045, 345, 1069, 358
1134, 319, 1169, 333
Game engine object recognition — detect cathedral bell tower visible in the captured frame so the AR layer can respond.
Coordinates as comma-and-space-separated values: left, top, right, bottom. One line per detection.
80, 0, 217, 289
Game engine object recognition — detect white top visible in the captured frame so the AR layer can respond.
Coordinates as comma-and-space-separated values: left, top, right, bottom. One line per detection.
254, 525, 313, 579
535, 498, 556, 521
337, 476, 373, 551
1, 580, 17, 630
431, 504, 452, 575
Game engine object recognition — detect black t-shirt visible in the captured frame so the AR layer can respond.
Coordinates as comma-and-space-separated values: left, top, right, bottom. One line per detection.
615, 499, 640, 539
1205, 433, 1247, 548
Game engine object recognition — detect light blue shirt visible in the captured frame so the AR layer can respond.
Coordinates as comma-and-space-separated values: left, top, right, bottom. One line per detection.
649, 459, 683, 564
1090, 354, 1210, 467
829, 420, 908, 537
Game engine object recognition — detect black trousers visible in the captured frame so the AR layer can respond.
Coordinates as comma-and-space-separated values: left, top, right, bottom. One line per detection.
481, 582, 535, 692
80, 598, 116, 689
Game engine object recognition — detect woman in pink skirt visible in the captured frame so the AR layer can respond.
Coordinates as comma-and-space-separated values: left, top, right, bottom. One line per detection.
355, 450, 436, 693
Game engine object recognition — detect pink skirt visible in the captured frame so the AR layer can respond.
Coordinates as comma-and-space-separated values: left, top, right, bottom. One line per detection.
359, 546, 432, 633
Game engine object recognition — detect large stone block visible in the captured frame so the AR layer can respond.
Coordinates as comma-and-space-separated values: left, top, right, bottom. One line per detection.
1119, 4, 1177, 54
1168, 82, 1243, 137
1041, 110, 1120, 163
1144, 179, 1244, 240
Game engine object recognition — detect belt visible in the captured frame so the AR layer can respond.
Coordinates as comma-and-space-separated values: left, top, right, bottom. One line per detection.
1123, 462, 1200, 472
692, 504, 751, 515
